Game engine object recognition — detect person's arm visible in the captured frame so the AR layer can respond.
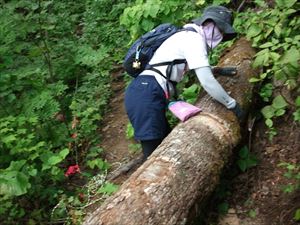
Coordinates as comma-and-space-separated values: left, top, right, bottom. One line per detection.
194, 66, 236, 109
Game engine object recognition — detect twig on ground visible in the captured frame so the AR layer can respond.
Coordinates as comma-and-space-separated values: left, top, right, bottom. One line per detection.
107, 155, 144, 181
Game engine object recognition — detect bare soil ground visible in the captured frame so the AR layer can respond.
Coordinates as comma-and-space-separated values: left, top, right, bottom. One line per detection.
98, 69, 142, 184
217, 114, 300, 225
98, 69, 300, 225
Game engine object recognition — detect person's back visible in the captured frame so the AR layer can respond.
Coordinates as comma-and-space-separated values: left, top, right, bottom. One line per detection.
141, 25, 209, 96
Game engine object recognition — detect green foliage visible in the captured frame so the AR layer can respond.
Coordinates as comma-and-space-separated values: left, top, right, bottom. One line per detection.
293, 96, 300, 122
85, 147, 109, 170
120, 0, 203, 40
209, 39, 235, 65
237, 146, 258, 172
0, 0, 131, 223
126, 122, 135, 139
128, 143, 142, 154
278, 162, 300, 193
97, 182, 119, 195
180, 84, 201, 104
294, 209, 300, 221
0, 116, 68, 196
261, 95, 288, 139
235, 0, 300, 137
278, 162, 300, 222
248, 209, 257, 218
258, 83, 274, 102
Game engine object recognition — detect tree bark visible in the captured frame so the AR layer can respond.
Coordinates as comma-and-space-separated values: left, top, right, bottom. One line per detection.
83, 38, 257, 225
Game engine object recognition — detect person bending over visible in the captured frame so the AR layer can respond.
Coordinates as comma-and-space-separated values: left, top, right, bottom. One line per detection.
125, 5, 242, 161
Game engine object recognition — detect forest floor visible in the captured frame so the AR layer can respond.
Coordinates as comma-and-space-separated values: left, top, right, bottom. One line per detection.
96, 68, 300, 225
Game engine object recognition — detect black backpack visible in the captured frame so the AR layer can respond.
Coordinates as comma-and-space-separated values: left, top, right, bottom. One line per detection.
123, 23, 196, 99
123, 23, 193, 77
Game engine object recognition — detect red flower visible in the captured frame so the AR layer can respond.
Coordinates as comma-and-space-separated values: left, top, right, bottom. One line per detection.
65, 164, 81, 177
71, 133, 78, 139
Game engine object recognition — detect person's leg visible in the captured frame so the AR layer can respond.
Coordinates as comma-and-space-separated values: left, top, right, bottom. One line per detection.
124, 76, 170, 161
140, 139, 164, 161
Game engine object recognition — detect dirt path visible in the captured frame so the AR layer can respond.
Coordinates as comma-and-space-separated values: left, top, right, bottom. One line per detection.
99, 69, 142, 184
217, 114, 300, 225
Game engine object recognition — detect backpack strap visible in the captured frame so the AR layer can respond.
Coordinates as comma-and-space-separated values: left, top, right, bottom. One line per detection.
145, 66, 170, 98
143, 27, 197, 100
146, 59, 186, 100
182, 26, 197, 33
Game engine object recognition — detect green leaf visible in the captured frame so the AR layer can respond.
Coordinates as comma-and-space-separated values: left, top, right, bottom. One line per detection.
261, 105, 275, 119
249, 77, 261, 83
196, 0, 205, 5
270, 52, 280, 61
148, 4, 160, 18
249, 209, 257, 218
283, 171, 293, 179
141, 19, 155, 32
247, 24, 262, 38
48, 156, 63, 166
254, 0, 267, 7
28, 168, 37, 176
58, 148, 69, 159
0, 171, 31, 196
245, 155, 258, 168
51, 166, 61, 176
97, 182, 119, 195
2, 134, 17, 144
86, 158, 108, 170
275, 108, 285, 117
126, 123, 134, 139
283, 184, 295, 193
294, 209, 300, 221
182, 84, 200, 103
237, 160, 247, 172
276, 0, 297, 8
274, 24, 281, 37
7, 160, 27, 171
272, 95, 288, 109
265, 118, 273, 128
280, 47, 300, 64
274, 69, 286, 81
259, 42, 273, 48
239, 146, 249, 159
286, 164, 296, 170
293, 110, 300, 122
253, 52, 269, 67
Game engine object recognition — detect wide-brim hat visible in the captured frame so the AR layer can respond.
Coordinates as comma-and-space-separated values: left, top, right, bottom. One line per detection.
192, 6, 237, 41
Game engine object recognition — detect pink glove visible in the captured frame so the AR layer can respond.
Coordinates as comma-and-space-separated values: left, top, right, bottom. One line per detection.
168, 101, 201, 122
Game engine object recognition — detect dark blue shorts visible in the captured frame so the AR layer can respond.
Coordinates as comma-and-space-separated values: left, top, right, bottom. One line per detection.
124, 75, 170, 141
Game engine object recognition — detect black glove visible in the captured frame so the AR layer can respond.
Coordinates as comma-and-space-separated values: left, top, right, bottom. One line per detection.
212, 67, 237, 76
230, 103, 245, 122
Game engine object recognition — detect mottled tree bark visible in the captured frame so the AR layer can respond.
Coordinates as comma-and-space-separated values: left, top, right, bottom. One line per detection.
83, 38, 257, 225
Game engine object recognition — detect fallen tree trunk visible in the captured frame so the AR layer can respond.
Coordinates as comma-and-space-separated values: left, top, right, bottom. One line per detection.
83, 38, 257, 225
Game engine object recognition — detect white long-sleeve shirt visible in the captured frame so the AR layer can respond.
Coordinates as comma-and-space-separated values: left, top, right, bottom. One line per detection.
140, 25, 236, 109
